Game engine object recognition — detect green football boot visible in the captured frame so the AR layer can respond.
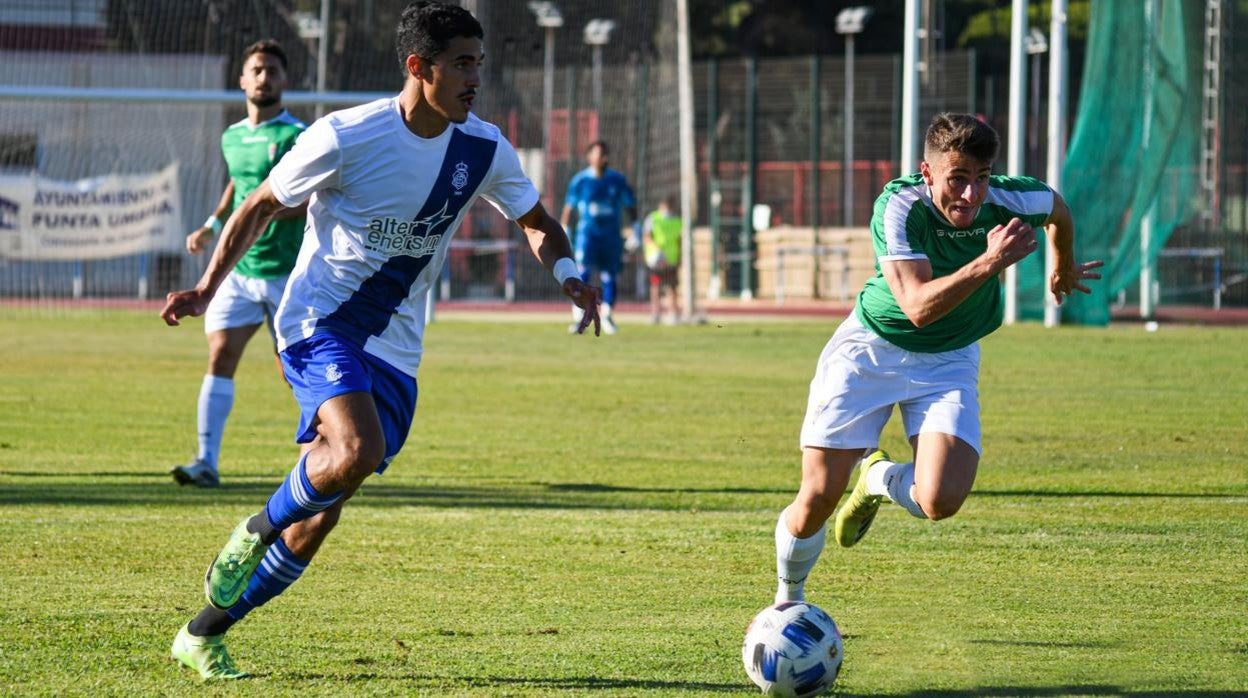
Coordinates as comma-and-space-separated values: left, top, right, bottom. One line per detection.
833, 449, 892, 548
204, 517, 269, 610
170, 623, 248, 680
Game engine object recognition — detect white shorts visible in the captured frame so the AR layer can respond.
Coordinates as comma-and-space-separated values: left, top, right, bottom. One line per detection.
799, 312, 982, 454
203, 270, 288, 335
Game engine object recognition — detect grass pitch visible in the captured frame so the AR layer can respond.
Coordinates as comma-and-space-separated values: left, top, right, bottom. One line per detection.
0, 308, 1245, 696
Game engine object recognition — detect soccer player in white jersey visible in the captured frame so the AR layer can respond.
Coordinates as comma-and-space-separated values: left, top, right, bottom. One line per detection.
171, 40, 307, 488
772, 114, 1104, 606
160, 2, 601, 679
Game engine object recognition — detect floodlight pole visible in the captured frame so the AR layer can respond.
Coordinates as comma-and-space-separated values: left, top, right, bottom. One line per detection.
584, 20, 615, 115
1026, 28, 1047, 171
844, 33, 855, 226
592, 44, 602, 113
529, 2, 563, 198
836, 7, 872, 227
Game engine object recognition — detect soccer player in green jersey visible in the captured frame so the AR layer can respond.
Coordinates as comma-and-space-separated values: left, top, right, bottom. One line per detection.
772, 113, 1103, 604
642, 195, 681, 324
170, 40, 308, 488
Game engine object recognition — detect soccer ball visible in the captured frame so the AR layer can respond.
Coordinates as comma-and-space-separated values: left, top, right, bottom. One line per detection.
742, 601, 844, 697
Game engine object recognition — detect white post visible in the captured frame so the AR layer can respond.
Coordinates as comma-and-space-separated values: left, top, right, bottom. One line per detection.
1004, 0, 1028, 325
900, 0, 920, 176
676, 0, 697, 321
1044, 0, 1068, 327
1140, 0, 1157, 320
1140, 208, 1155, 318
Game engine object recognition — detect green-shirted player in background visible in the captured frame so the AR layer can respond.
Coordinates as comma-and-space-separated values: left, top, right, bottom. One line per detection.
642, 195, 681, 324
171, 39, 308, 488
771, 113, 1104, 604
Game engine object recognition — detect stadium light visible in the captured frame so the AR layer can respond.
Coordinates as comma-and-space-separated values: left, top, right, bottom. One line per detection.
528, 2, 563, 189
836, 6, 872, 226
527, 1, 563, 28
583, 19, 616, 115
835, 6, 872, 34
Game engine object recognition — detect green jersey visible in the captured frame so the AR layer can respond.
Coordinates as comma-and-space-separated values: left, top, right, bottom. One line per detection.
644, 209, 681, 264
220, 110, 306, 279
857, 173, 1053, 353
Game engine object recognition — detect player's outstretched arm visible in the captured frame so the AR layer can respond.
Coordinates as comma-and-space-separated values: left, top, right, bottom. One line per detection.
516, 202, 602, 336
161, 179, 288, 326
1044, 193, 1103, 304
187, 181, 235, 255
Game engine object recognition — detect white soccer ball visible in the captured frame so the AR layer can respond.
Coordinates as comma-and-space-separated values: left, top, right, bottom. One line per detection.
742, 601, 844, 697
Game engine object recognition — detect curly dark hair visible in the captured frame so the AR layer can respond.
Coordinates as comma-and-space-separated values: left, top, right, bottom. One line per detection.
395, 2, 483, 73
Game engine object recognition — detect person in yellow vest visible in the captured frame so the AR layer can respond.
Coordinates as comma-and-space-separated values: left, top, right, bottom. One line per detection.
642, 196, 681, 324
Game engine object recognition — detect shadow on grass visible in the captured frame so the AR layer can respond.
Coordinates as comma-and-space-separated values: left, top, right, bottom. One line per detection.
284, 673, 744, 692
0, 472, 1241, 511
0, 474, 784, 512
208, 670, 1248, 697
0, 470, 174, 478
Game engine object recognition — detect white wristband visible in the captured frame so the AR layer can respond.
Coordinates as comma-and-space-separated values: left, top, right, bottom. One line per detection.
203, 215, 223, 235
553, 257, 579, 286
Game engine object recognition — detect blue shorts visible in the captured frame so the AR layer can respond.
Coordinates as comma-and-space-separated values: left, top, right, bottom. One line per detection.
279, 332, 417, 474
574, 234, 622, 276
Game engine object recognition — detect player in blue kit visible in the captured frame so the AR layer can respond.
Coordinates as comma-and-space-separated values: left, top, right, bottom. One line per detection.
561, 140, 638, 334
160, 2, 601, 680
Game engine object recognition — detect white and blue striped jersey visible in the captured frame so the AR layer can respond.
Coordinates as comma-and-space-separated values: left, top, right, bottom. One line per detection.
268, 98, 539, 375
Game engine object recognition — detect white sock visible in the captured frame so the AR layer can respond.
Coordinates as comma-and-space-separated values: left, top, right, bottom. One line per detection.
571, 304, 584, 322
774, 505, 826, 604
196, 374, 234, 471
866, 459, 927, 519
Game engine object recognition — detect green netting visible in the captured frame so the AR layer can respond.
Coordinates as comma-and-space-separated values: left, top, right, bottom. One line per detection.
1017, 0, 1203, 324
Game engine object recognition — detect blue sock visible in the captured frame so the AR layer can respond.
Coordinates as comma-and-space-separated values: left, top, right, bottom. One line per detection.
264, 454, 344, 531
225, 538, 309, 621
600, 271, 617, 306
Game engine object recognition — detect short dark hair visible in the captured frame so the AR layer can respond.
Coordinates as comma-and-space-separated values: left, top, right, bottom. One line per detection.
242, 39, 287, 71
395, 2, 484, 72
586, 140, 609, 155
924, 113, 999, 164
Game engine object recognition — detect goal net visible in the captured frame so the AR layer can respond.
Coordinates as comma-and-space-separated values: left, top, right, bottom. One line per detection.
0, 0, 680, 311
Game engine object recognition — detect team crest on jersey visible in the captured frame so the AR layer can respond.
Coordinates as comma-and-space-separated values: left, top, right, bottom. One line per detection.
451, 161, 469, 192
268, 143, 279, 162
325, 362, 343, 383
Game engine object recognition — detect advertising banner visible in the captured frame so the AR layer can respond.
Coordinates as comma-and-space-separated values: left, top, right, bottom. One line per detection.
0, 163, 181, 260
